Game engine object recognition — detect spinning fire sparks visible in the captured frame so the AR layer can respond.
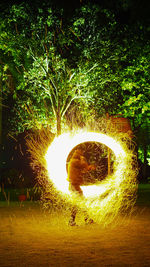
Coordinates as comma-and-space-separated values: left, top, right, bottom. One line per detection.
45, 130, 137, 225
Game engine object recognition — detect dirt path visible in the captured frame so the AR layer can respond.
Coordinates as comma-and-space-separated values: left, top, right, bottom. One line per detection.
0, 202, 150, 267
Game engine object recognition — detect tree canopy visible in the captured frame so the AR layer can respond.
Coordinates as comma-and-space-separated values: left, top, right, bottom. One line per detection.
1, 1, 150, 172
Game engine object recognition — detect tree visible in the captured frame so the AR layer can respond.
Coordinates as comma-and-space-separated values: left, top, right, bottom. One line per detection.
117, 39, 150, 175
1, 3, 149, 144
1, 3, 98, 136
22, 48, 98, 135
69, 4, 125, 115
68, 3, 150, 170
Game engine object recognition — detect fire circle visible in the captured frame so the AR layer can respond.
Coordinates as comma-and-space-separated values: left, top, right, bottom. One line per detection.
45, 131, 137, 224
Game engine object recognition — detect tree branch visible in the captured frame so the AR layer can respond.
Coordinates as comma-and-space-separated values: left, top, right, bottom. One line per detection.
38, 82, 57, 115
84, 63, 98, 75
61, 95, 87, 117
29, 47, 59, 107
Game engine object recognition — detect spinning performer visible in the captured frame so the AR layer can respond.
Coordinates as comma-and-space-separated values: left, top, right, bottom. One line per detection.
67, 148, 96, 226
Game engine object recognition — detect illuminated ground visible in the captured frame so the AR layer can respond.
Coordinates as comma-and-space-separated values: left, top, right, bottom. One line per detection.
0, 190, 150, 267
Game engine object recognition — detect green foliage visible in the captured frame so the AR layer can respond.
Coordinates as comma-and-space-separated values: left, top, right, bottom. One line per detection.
1, 3, 98, 135
0, 2, 149, 166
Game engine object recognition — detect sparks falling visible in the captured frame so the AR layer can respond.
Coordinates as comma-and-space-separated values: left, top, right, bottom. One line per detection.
44, 129, 138, 225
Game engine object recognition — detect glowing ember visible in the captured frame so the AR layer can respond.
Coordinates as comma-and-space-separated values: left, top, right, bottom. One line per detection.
45, 130, 137, 225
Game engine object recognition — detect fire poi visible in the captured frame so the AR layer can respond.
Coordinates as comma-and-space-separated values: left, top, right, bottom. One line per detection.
45, 130, 137, 225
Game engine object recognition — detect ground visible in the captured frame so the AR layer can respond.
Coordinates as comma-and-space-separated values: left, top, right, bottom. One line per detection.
0, 185, 150, 267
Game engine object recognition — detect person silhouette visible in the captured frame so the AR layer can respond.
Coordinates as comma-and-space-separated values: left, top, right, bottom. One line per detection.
67, 149, 95, 226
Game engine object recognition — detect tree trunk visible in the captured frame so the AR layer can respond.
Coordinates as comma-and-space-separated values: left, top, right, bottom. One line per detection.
56, 109, 61, 136
143, 144, 147, 180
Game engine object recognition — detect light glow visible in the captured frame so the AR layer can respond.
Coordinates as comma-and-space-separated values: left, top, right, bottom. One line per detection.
45, 130, 137, 225
45, 131, 125, 195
